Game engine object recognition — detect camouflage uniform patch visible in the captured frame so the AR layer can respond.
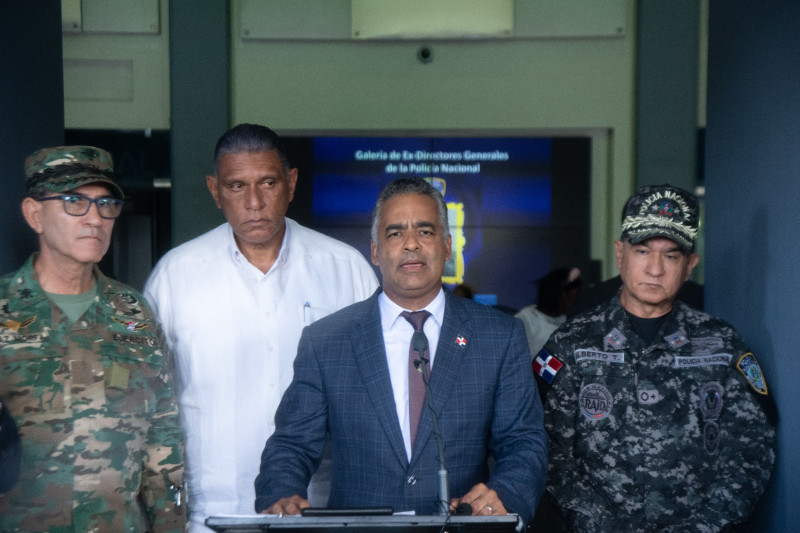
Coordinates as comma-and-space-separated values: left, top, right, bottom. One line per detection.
0, 255, 184, 531
541, 297, 776, 532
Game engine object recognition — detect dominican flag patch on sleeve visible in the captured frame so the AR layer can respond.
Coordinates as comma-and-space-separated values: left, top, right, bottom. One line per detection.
533, 349, 563, 384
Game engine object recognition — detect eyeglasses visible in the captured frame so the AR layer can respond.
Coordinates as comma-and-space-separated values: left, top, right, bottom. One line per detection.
38, 193, 125, 219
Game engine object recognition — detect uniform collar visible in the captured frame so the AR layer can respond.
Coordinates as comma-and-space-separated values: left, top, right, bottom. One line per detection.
5, 255, 47, 313
5, 254, 118, 317
607, 296, 690, 352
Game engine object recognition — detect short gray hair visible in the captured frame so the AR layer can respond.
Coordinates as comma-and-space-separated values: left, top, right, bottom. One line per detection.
371, 178, 449, 245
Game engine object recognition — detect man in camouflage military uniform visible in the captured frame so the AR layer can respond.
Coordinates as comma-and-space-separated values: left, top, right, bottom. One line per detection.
0, 146, 184, 531
536, 184, 777, 532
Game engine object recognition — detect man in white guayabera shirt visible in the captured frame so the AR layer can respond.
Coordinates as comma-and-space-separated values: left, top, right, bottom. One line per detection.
144, 124, 378, 532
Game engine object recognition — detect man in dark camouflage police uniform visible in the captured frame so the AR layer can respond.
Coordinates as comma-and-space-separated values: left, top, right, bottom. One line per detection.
536, 184, 776, 532
0, 146, 184, 531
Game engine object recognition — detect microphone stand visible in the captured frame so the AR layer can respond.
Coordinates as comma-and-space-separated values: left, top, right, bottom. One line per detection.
412, 331, 450, 516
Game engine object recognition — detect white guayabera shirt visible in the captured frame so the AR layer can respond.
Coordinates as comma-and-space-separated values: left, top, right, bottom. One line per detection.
144, 218, 378, 532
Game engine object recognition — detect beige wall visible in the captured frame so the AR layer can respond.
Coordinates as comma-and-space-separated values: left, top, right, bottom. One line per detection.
62, 0, 170, 130
231, 1, 636, 276
63, 0, 640, 277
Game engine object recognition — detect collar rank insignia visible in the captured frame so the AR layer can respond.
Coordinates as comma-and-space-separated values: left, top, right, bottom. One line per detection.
456, 335, 467, 347
533, 349, 563, 384
736, 352, 768, 395
604, 328, 626, 350
665, 330, 689, 347
0, 316, 37, 332
111, 316, 148, 331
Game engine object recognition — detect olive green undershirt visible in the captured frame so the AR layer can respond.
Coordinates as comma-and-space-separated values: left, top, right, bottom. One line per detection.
46, 282, 98, 323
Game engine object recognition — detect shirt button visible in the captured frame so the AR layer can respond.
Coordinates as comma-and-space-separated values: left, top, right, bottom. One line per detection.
406, 475, 417, 485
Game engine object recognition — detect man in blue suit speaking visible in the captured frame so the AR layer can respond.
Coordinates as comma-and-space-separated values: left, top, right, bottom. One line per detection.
255, 178, 548, 524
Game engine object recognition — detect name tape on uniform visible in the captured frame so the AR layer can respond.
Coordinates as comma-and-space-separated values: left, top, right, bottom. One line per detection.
674, 353, 732, 368
575, 349, 625, 364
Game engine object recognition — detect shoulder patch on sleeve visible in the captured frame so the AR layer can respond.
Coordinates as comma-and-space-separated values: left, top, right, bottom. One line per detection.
736, 352, 768, 395
533, 349, 563, 385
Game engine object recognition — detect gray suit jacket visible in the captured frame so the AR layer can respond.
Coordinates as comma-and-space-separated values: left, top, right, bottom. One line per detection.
255, 289, 548, 523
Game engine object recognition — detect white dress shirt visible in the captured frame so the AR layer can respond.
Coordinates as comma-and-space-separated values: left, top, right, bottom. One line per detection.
144, 219, 378, 532
377, 289, 445, 461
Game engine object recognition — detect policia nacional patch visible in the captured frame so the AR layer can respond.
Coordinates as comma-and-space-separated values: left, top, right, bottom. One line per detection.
736, 353, 767, 395
736, 352, 778, 427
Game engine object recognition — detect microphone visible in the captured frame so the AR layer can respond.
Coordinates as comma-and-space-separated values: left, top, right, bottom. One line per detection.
411, 330, 449, 516
453, 502, 473, 516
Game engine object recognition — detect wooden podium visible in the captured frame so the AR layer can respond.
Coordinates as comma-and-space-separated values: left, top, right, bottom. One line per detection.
206, 514, 523, 532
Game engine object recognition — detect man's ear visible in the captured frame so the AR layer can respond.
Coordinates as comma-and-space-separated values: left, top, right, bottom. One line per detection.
613, 240, 624, 269
206, 175, 222, 209
21, 198, 43, 234
684, 253, 700, 281
370, 239, 379, 267
287, 168, 298, 202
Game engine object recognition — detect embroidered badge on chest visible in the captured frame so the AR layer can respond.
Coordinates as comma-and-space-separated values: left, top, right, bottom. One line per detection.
664, 330, 689, 347
604, 328, 626, 351
637, 389, 661, 405
111, 315, 148, 331
699, 382, 724, 419
0, 316, 36, 332
690, 337, 725, 356
704, 420, 720, 455
578, 383, 613, 420
699, 382, 724, 455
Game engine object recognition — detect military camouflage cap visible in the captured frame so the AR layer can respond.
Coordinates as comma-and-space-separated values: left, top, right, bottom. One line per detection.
25, 145, 124, 200
620, 184, 698, 253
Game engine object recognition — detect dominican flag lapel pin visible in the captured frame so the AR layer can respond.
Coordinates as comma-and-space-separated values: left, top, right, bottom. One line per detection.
455, 335, 467, 347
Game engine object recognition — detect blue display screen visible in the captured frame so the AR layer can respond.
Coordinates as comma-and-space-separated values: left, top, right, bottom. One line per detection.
313, 137, 552, 225
292, 136, 589, 312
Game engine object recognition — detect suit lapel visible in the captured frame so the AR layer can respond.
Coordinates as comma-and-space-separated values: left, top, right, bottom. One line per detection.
352, 293, 409, 467
410, 292, 471, 467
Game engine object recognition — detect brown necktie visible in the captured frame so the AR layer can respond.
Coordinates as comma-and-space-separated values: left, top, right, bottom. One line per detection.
400, 310, 431, 450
